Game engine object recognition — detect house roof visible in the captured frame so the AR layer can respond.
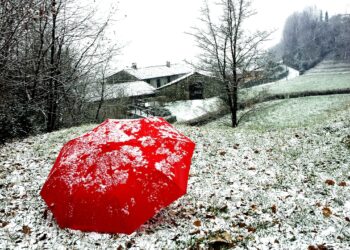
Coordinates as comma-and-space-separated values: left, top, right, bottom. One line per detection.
87, 81, 156, 102
157, 72, 196, 90
124, 64, 193, 80
157, 71, 216, 90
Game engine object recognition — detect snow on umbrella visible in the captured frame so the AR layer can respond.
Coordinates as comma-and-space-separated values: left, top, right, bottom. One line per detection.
40, 117, 195, 234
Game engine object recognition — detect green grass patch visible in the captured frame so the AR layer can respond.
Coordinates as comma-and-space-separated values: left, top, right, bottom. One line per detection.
238, 94, 350, 130
241, 72, 350, 101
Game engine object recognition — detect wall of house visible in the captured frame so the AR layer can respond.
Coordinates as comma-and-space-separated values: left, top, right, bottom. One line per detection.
87, 97, 131, 122
147, 74, 185, 88
156, 73, 224, 102
107, 70, 138, 84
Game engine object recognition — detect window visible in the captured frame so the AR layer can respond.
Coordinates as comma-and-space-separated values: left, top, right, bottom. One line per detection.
157, 79, 161, 88
189, 81, 204, 100
167, 76, 171, 83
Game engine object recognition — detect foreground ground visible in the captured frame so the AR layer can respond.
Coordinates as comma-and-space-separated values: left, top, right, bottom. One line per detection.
1, 94, 350, 249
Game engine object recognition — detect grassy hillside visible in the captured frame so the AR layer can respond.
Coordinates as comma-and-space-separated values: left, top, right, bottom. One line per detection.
1, 93, 350, 249
241, 59, 350, 101
238, 94, 350, 130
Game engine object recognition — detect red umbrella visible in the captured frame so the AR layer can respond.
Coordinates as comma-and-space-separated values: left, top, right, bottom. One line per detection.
40, 117, 195, 234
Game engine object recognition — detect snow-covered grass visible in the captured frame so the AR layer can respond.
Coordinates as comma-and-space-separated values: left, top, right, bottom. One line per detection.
306, 59, 350, 75
242, 61, 350, 101
238, 94, 350, 130
1, 94, 350, 249
165, 97, 226, 123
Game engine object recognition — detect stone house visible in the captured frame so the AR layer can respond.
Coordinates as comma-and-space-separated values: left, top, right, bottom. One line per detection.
156, 71, 224, 101
87, 62, 224, 121
107, 62, 192, 89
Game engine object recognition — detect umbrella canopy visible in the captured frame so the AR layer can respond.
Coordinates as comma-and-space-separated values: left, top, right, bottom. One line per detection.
40, 117, 195, 234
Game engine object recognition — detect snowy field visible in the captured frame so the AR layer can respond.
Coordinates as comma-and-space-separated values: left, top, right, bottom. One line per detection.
1, 94, 350, 249
242, 61, 350, 101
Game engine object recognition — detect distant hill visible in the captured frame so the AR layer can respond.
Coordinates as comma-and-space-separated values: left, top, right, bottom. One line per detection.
241, 57, 350, 104
279, 8, 350, 73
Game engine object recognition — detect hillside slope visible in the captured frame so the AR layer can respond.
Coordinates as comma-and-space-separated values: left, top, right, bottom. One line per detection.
1, 94, 350, 249
242, 59, 350, 102
305, 59, 350, 75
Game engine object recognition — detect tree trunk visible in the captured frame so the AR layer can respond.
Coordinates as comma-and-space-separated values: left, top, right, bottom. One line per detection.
232, 82, 238, 127
226, 82, 236, 127
47, 0, 57, 132
95, 81, 105, 122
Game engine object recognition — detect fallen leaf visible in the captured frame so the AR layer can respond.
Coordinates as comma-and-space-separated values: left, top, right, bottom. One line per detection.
325, 179, 335, 186
205, 213, 215, 219
315, 202, 322, 207
250, 204, 257, 211
247, 226, 256, 233
126, 240, 134, 248
219, 151, 226, 156
0, 220, 9, 228
22, 225, 31, 235
237, 222, 247, 228
338, 181, 347, 187
315, 244, 330, 250
254, 149, 259, 154
322, 207, 332, 218
193, 220, 201, 227
43, 208, 48, 219
271, 204, 277, 214
219, 204, 228, 213
38, 234, 47, 241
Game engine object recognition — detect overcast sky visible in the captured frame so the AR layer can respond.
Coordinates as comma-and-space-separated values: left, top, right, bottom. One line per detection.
93, 0, 350, 70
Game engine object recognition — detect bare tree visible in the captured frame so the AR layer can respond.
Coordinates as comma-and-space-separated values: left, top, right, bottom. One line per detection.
0, 0, 120, 142
191, 0, 271, 127
42, 0, 118, 131
0, 0, 36, 141
94, 46, 120, 122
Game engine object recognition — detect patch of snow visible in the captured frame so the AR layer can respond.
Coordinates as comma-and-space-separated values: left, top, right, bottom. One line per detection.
156, 144, 171, 155
279, 66, 300, 81
138, 136, 156, 147
155, 160, 175, 180
86, 81, 155, 102
258, 66, 300, 88
124, 63, 192, 80
165, 97, 225, 123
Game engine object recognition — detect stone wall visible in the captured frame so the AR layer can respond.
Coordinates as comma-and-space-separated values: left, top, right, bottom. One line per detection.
157, 73, 224, 102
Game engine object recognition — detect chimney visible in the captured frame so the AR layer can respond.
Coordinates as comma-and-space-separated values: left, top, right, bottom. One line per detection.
166, 61, 171, 67
131, 63, 137, 70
